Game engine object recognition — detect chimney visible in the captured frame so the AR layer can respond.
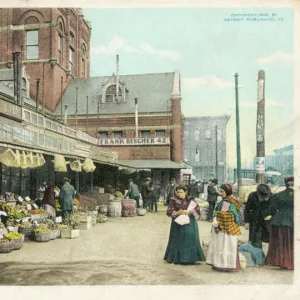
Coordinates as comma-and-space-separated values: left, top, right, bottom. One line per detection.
12, 52, 22, 105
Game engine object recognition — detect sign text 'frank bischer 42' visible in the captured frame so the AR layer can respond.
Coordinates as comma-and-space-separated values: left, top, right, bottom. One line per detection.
98, 137, 170, 146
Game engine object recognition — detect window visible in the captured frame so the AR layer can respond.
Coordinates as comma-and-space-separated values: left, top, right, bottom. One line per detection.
195, 129, 199, 141
52, 123, 57, 131
105, 85, 122, 103
38, 116, 43, 126
155, 130, 165, 137
81, 58, 85, 77
141, 130, 150, 137
195, 147, 200, 162
24, 111, 30, 122
99, 131, 108, 138
58, 34, 62, 64
45, 120, 51, 129
26, 30, 39, 60
45, 135, 52, 148
217, 129, 222, 141
69, 48, 74, 72
39, 133, 44, 146
31, 114, 37, 125
57, 125, 62, 133
205, 129, 211, 139
70, 32, 75, 45
22, 78, 27, 98
113, 131, 123, 138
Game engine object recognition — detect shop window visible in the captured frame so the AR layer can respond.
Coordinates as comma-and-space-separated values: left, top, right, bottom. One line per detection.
113, 131, 123, 138
26, 30, 39, 60
38, 116, 44, 126
155, 130, 165, 137
39, 133, 44, 146
45, 120, 51, 130
99, 131, 108, 138
31, 114, 37, 125
24, 111, 30, 122
141, 130, 150, 137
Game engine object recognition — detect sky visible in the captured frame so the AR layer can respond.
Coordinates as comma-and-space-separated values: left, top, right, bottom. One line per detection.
83, 7, 294, 167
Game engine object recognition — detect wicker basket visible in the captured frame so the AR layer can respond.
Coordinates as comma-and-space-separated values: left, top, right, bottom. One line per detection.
0, 241, 14, 253
49, 229, 58, 240
33, 231, 51, 242
11, 237, 24, 250
18, 226, 34, 237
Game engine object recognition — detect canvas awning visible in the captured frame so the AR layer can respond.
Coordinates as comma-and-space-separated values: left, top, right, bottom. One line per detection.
117, 160, 187, 170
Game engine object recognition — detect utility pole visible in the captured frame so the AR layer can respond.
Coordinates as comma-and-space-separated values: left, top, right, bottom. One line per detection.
215, 125, 218, 181
235, 73, 242, 191
256, 70, 266, 184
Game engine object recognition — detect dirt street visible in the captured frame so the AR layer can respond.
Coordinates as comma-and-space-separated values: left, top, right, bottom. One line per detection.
0, 203, 294, 285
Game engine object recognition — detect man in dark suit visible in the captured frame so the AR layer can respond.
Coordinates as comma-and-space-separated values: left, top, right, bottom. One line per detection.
206, 178, 218, 221
244, 184, 272, 248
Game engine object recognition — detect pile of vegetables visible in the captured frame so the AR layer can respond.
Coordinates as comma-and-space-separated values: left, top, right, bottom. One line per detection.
34, 226, 51, 233
28, 209, 47, 215
4, 232, 24, 240
39, 219, 54, 226
0, 202, 29, 219
97, 214, 108, 223
19, 221, 32, 228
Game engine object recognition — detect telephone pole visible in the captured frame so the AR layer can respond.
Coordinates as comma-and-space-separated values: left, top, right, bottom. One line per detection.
256, 70, 266, 184
235, 73, 242, 191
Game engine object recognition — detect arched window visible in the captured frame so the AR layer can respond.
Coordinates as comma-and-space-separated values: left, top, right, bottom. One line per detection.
105, 85, 122, 103
81, 43, 87, 57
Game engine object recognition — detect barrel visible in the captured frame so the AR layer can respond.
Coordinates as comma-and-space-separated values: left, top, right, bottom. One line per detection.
107, 200, 122, 217
99, 205, 108, 216
121, 199, 136, 217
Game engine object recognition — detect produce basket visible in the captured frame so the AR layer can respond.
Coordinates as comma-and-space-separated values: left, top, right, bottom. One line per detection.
49, 229, 59, 240
18, 226, 34, 237
0, 240, 14, 253
11, 236, 24, 250
33, 231, 51, 242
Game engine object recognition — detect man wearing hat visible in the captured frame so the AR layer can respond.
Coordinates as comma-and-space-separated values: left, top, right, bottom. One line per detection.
206, 178, 218, 222
165, 178, 178, 206
244, 184, 272, 248
141, 177, 154, 211
59, 177, 75, 225
265, 176, 294, 270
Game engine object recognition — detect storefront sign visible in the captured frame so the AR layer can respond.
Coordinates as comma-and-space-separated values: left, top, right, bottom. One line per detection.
257, 115, 264, 142
98, 137, 170, 146
255, 157, 265, 174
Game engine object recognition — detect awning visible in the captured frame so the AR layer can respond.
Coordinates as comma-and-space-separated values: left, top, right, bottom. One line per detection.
117, 160, 187, 170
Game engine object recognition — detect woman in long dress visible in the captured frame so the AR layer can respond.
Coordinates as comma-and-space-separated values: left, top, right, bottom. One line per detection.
164, 185, 205, 265
265, 176, 294, 270
206, 183, 241, 271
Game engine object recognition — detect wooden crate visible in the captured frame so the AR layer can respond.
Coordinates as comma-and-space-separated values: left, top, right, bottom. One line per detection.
78, 215, 92, 223
60, 229, 80, 239
78, 222, 92, 230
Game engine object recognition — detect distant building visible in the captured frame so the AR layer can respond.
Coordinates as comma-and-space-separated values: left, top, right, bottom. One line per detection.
184, 116, 230, 183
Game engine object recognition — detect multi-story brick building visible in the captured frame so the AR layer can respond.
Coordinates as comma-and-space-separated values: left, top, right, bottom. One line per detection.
53, 70, 186, 189
184, 116, 230, 183
0, 8, 91, 111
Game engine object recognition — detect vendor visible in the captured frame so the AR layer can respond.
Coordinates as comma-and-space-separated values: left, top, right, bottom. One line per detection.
59, 177, 75, 225
41, 181, 56, 220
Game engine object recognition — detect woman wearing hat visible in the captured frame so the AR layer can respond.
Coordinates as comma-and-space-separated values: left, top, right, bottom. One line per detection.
164, 185, 205, 265
264, 176, 294, 270
206, 183, 242, 271
244, 184, 272, 249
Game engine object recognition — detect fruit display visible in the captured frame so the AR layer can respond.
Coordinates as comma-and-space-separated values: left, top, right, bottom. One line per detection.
73, 198, 80, 206
28, 209, 47, 215
34, 226, 51, 233
4, 232, 24, 240
19, 221, 33, 228
97, 214, 108, 223
56, 224, 72, 230
0, 202, 29, 219
39, 219, 54, 226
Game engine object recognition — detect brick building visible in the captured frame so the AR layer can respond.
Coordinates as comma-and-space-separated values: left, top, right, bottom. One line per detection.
0, 8, 91, 111
184, 116, 230, 183
54, 70, 186, 189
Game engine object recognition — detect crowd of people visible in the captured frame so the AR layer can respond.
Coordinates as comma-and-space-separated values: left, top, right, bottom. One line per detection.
162, 176, 294, 272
